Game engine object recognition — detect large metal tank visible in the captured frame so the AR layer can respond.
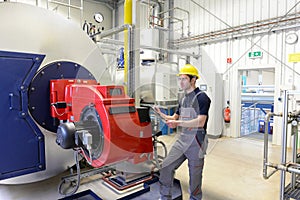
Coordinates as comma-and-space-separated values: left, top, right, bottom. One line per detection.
115, 62, 178, 104
0, 2, 111, 184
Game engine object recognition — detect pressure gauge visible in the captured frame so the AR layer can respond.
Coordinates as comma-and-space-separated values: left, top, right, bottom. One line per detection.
285, 32, 298, 44
94, 13, 104, 23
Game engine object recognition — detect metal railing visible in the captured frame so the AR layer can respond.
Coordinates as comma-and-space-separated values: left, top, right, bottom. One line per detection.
46, 0, 83, 25
263, 90, 300, 200
241, 102, 263, 136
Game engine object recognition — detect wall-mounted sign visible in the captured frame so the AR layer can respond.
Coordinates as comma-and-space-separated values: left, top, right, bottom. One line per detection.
227, 58, 232, 64
288, 53, 300, 63
248, 51, 263, 59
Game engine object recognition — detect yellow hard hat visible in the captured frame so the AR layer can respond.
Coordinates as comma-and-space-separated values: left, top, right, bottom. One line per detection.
177, 64, 200, 79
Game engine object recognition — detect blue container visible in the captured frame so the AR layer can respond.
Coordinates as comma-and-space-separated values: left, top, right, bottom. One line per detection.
160, 108, 174, 135
258, 119, 273, 134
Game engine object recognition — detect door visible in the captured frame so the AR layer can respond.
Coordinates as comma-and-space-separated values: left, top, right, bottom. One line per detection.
0, 51, 46, 180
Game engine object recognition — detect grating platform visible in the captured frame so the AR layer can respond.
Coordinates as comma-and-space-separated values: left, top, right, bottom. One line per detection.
285, 182, 300, 199
102, 174, 182, 200
59, 172, 182, 200
131, 176, 182, 200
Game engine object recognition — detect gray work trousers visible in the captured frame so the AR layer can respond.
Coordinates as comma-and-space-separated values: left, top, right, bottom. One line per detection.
159, 133, 205, 200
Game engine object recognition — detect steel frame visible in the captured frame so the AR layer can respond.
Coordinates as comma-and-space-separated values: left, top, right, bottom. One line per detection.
263, 90, 300, 200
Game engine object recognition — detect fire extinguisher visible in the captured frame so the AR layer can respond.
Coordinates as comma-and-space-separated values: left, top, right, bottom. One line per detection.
223, 101, 231, 123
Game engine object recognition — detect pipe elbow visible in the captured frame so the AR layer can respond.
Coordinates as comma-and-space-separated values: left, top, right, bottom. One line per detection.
264, 112, 273, 122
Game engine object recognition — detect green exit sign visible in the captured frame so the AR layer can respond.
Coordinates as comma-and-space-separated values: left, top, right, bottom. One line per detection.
248, 51, 263, 58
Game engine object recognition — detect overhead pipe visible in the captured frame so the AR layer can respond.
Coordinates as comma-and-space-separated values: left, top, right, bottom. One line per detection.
98, 38, 200, 59
141, 45, 200, 59
173, 24, 300, 49
172, 12, 300, 48
175, 12, 300, 43
97, 24, 131, 39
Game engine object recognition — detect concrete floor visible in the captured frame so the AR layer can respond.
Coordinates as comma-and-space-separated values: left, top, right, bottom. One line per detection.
0, 134, 288, 200
175, 135, 284, 200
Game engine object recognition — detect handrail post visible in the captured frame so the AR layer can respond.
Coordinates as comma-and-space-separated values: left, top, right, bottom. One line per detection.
280, 90, 289, 200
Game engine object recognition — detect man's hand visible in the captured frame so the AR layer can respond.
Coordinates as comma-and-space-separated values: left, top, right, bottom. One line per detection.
153, 106, 162, 115
166, 120, 180, 128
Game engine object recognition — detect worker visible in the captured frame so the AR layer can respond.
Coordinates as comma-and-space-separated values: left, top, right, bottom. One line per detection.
154, 63, 211, 200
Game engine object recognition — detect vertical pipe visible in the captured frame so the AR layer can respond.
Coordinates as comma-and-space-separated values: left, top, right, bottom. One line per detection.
263, 112, 281, 179
156, 2, 164, 60
291, 119, 298, 188
68, 0, 71, 19
132, 0, 140, 104
114, 6, 119, 40
128, 25, 135, 97
263, 113, 271, 178
280, 90, 289, 200
80, 0, 83, 27
168, 0, 174, 63
124, 0, 132, 95
254, 104, 256, 132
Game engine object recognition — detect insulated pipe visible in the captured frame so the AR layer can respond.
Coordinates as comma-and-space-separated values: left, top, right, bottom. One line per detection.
97, 23, 134, 97
124, 0, 132, 95
98, 38, 200, 58
97, 24, 129, 39
127, 25, 135, 97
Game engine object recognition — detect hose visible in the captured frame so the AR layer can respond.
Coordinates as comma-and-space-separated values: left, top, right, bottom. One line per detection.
58, 149, 81, 197
82, 20, 89, 35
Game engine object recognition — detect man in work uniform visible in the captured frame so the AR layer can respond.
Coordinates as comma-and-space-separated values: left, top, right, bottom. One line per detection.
155, 64, 211, 200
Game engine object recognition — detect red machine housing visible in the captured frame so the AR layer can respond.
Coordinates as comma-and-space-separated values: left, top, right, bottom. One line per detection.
50, 79, 153, 168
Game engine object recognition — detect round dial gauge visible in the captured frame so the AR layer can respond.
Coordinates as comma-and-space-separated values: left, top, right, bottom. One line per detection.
285, 33, 298, 44
94, 13, 104, 23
